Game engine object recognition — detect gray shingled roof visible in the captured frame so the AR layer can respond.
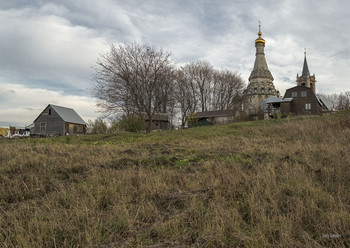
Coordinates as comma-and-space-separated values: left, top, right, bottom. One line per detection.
50, 104, 87, 125
317, 95, 333, 111
262, 97, 293, 111
265, 97, 293, 103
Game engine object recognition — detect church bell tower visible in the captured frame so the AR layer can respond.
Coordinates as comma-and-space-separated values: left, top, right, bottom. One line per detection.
296, 50, 316, 93
243, 22, 279, 115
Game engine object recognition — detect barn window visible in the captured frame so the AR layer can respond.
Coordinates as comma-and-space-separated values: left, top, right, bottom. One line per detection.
40, 122, 46, 131
301, 91, 307, 97
291, 91, 298, 97
305, 103, 311, 110
49, 109, 51, 115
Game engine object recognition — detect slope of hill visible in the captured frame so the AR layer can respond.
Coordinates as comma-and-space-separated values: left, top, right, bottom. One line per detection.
1, 112, 350, 247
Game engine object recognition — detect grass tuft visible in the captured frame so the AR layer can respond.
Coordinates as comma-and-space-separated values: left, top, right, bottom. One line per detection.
1, 111, 350, 246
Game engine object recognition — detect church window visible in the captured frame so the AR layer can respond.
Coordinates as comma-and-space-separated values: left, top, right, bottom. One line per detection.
301, 91, 307, 97
291, 91, 298, 97
305, 103, 311, 110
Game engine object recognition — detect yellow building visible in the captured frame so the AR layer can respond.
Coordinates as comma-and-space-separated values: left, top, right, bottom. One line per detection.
0, 127, 9, 137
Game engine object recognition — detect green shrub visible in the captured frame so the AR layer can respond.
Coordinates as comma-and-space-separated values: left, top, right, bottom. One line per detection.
108, 119, 121, 133
273, 112, 283, 119
187, 112, 199, 128
87, 119, 108, 134
287, 112, 295, 118
119, 115, 144, 132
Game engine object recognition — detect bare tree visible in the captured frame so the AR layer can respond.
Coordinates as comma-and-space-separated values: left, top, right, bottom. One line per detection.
175, 69, 196, 127
181, 60, 214, 112
212, 69, 245, 110
92, 43, 176, 132
175, 61, 245, 127
319, 92, 350, 111
337, 91, 350, 110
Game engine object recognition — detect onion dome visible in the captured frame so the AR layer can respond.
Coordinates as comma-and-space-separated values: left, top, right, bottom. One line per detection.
255, 22, 266, 45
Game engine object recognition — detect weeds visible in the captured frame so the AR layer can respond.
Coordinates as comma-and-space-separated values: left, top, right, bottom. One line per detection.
1, 112, 350, 247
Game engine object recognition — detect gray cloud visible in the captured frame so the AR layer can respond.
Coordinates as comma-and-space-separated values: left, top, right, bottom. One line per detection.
0, 0, 349, 126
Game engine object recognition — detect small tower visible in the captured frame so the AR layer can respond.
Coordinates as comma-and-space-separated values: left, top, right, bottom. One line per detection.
296, 49, 316, 93
243, 22, 279, 115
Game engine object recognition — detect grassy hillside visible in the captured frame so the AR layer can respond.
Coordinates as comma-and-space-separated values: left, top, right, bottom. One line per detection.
1, 112, 350, 247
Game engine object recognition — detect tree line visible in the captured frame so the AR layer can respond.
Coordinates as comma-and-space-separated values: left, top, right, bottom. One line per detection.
91, 42, 350, 133
92, 43, 245, 132
321, 92, 350, 111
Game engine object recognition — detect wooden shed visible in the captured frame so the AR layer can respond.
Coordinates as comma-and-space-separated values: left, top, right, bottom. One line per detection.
33, 104, 87, 136
188, 110, 236, 127
142, 113, 169, 130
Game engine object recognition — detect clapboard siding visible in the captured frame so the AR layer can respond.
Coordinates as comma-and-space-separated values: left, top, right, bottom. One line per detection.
34, 105, 65, 136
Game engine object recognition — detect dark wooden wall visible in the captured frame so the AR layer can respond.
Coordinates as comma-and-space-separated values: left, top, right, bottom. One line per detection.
284, 86, 322, 115
144, 120, 169, 131
280, 102, 291, 115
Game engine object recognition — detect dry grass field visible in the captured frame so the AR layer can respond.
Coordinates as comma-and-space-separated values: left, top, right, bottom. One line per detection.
1, 112, 350, 247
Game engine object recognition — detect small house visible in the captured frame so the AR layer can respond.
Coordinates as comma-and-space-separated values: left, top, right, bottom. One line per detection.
283, 86, 323, 115
33, 104, 87, 136
0, 127, 9, 137
188, 110, 236, 127
263, 86, 333, 119
141, 113, 169, 130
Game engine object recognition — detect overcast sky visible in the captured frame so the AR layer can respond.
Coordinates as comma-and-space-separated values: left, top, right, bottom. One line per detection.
0, 0, 349, 127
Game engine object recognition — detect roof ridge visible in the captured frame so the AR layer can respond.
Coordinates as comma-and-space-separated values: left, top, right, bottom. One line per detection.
49, 104, 74, 110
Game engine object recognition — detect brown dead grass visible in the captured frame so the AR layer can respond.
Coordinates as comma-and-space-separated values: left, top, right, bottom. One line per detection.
1, 112, 350, 247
